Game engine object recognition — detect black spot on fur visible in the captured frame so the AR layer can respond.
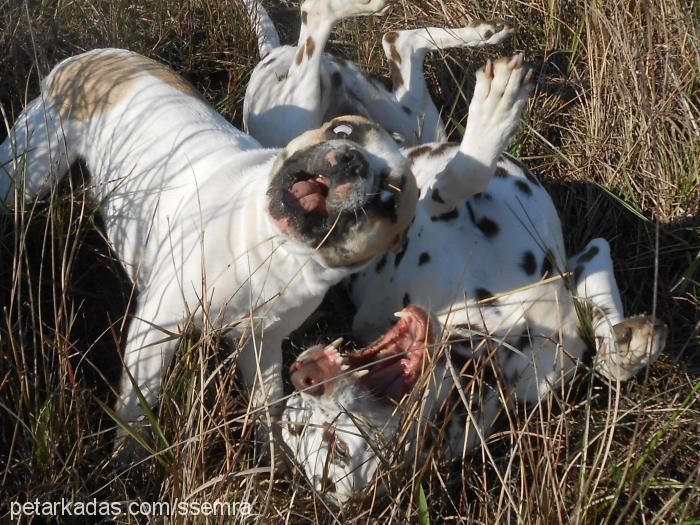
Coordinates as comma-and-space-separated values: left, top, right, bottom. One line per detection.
477, 216, 500, 238
394, 237, 409, 267
403, 293, 410, 307
402, 105, 412, 114
475, 288, 495, 303
515, 180, 532, 195
331, 71, 343, 88
520, 251, 537, 275
431, 208, 459, 222
541, 249, 555, 277
325, 480, 337, 493
517, 328, 531, 350
574, 264, 584, 284
495, 166, 508, 178
465, 202, 477, 224
431, 188, 445, 203
474, 192, 493, 200
375, 254, 387, 273
449, 346, 471, 372
578, 245, 600, 263
418, 252, 431, 266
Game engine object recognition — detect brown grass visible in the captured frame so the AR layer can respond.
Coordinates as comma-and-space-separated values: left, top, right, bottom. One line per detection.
0, 0, 698, 523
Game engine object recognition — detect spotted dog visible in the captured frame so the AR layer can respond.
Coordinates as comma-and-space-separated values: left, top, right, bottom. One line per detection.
0, 49, 418, 450
243, 0, 516, 148
282, 140, 667, 505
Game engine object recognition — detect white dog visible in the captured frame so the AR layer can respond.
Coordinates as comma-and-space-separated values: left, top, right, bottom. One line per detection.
0, 49, 418, 451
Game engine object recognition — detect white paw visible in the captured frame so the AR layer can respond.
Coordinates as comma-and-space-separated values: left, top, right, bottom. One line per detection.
472, 20, 517, 46
595, 315, 668, 382
308, 0, 388, 20
464, 54, 533, 162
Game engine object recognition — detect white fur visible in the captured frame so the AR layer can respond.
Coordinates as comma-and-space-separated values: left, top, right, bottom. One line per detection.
0, 48, 416, 450
243, 0, 515, 148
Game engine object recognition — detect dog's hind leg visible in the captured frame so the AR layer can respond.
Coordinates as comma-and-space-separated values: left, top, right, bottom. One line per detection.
242, 0, 281, 59
381, 22, 516, 144
244, 0, 387, 147
282, 0, 387, 130
0, 95, 79, 205
571, 238, 667, 381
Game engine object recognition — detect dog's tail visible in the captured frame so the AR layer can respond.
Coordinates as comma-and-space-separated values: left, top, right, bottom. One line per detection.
0, 92, 78, 205
242, 0, 280, 59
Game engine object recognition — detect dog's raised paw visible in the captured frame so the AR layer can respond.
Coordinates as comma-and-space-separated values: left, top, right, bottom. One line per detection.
470, 19, 517, 45
308, 0, 388, 20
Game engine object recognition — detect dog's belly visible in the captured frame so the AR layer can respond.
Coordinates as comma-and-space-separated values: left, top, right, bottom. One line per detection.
351, 156, 568, 338
243, 45, 417, 147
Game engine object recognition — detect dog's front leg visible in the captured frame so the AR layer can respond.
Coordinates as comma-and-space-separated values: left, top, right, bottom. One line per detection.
570, 238, 667, 381
237, 332, 285, 423
426, 55, 532, 214
236, 331, 289, 463
113, 294, 183, 457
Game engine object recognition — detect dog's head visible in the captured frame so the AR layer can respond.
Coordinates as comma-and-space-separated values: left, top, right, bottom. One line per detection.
267, 115, 418, 267
281, 305, 436, 505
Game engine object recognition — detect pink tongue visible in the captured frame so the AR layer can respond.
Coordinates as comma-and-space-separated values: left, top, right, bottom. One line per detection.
290, 180, 327, 214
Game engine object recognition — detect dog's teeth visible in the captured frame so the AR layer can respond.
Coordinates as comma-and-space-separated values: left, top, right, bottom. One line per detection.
328, 337, 344, 350
353, 369, 370, 378
340, 364, 350, 372
394, 311, 410, 319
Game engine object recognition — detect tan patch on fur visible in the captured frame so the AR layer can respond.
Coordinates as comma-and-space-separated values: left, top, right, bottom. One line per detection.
408, 145, 433, 160
390, 61, 404, 88
383, 31, 399, 44
306, 37, 316, 58
48, 51, 203, 122
295, 46, 305, 65
390, 44, 402, 64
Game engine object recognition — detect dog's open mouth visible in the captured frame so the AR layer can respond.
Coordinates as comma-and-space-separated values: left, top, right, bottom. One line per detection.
279, 145, 374, 221
289, 173, 331, 215
290, 306, 432, 402
347, 305, 432, 401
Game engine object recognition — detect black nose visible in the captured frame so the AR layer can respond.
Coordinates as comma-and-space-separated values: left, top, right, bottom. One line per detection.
332, 147, 369, 181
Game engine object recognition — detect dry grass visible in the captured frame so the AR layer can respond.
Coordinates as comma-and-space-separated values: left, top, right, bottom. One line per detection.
0, 0, 698, 523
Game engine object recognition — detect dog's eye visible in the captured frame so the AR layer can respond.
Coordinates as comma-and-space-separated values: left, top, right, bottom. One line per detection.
333, 124, 353, 138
